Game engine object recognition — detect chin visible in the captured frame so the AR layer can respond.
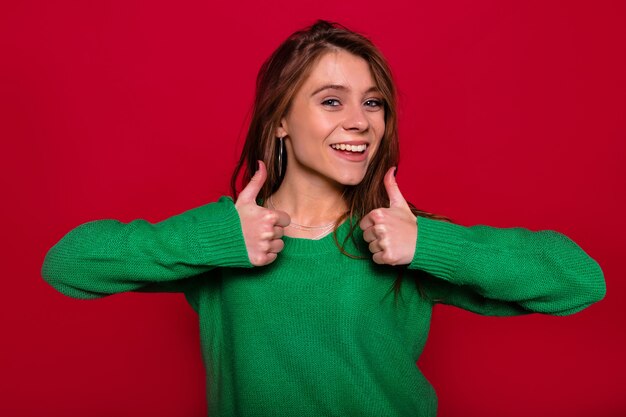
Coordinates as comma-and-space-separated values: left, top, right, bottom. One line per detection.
336, 172, 367, 186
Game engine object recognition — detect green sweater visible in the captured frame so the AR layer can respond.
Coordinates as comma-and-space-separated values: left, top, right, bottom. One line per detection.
42, 196, 605, 416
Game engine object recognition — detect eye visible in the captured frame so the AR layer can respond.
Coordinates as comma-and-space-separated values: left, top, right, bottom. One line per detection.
364, 99, 383, 109
322, 98, 341, 107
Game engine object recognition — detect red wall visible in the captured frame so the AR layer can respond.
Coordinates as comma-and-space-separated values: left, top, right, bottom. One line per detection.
1, 1, 624, 416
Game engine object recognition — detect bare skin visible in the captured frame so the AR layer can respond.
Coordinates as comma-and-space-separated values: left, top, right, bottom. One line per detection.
272, 50, 384, 237
360, 168, 417, 266
236, 50, 418, 266
235, 161, 290, 266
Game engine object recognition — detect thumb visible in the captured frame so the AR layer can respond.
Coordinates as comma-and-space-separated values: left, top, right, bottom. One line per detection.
237, 160, 267, 205
384, 167, 408, 208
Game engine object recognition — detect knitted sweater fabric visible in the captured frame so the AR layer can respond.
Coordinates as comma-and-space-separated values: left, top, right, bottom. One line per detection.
42, 196, 606, 417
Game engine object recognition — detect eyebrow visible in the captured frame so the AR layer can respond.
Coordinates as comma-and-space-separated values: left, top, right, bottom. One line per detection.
310, 84, 381, 96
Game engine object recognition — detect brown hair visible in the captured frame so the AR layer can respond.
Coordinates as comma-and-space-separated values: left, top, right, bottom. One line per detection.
231, 20, 447, 273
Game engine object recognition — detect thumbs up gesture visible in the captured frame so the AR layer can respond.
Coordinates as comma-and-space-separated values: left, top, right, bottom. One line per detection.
235, 161, 291, 266
359, 167, 417, 266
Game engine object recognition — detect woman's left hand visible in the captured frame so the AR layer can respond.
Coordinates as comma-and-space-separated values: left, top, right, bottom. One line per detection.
360, 168, 418, 266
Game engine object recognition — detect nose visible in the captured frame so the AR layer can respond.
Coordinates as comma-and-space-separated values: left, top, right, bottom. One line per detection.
342, 104, 369, 132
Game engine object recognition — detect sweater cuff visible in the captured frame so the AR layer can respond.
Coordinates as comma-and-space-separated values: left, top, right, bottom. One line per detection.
192, 196, 252, 268
410, 216, 467, 283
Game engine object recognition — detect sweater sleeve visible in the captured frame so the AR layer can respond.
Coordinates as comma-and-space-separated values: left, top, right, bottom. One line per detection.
409, 216, 606, 316
41, 196, 252, 299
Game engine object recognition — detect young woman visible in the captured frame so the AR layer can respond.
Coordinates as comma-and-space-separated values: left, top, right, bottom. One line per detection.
42, 20, 605, 417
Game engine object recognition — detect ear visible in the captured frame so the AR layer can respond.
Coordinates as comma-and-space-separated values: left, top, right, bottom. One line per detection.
275, 118, 288, 138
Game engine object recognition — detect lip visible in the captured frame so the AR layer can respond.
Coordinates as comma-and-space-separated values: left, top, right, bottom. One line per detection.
330, 140, 370, 146
328, 142, 370, 162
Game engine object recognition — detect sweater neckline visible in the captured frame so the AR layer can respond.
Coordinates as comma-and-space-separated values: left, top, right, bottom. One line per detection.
281, 219, 360, 255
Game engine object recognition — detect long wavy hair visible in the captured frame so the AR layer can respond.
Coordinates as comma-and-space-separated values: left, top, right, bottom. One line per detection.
231, 20, 446, 271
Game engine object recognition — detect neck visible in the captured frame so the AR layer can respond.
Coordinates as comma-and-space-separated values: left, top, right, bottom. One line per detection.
269, 173, 348, 238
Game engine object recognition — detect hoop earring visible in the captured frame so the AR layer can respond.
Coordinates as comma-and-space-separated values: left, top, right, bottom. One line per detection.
277, 136, 286, 178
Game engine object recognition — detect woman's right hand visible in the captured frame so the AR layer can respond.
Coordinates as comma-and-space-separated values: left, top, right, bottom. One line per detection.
235, 161, 290, 266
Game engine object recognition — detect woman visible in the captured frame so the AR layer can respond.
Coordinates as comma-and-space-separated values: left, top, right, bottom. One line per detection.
42, 20, 605, 416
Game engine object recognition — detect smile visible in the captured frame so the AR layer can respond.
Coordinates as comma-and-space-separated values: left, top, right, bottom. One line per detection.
330, 143, 368, 153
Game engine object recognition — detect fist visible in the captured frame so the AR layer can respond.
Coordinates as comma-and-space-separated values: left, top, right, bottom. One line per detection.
359, 167, 417, 265
235, 161, 290, 266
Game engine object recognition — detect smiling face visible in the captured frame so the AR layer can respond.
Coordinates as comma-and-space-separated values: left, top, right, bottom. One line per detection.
276, 49, 386, 189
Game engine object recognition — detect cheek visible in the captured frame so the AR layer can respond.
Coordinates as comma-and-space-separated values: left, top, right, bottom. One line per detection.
371, 119, 386, 152
366, 142, 385, 167
291, 112, 336, 146
375, 115, 386, 136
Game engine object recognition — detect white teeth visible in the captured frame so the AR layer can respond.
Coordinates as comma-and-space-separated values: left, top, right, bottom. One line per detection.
331, 144, 367, 153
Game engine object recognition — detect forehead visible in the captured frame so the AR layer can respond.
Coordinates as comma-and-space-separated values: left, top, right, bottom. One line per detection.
301, 49, 377, 92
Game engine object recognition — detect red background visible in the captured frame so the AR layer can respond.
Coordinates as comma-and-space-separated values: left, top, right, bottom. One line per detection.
1, 1, 625, 416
